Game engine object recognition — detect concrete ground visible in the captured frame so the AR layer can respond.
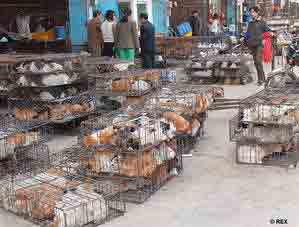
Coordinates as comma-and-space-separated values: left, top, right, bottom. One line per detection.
1, 67, 299, 227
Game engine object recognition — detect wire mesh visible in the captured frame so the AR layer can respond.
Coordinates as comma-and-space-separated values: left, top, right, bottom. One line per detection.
0, 143, 51, 178
10, 53, 86, 67
60, 143, 181, 204
240, 88, 299, 125
80, 110, 176, 152
229, 114, 294, 144
8, 88, 96, 124
0, 167, 126, 227
89, 69, 161, 97
236, 140, 298, 167
0, 115, 52, 160
78, 110, 183, 203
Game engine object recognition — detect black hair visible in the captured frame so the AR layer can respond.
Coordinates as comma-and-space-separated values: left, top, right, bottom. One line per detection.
106, 10, 114, 21
139, 13, 148, 20
213, 13, 219, 20
250, 6, 260, 14
192, 10, 199, 15
93, 10, 101, 18
120, 8, 132, 23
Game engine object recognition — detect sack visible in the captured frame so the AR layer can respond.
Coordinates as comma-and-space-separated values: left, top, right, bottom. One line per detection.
263, 32, 272, 63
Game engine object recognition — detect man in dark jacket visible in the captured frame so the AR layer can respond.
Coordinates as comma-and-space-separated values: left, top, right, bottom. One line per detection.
188, 10, 202, 36
246, 6, 270, 85
139, 13, 155, 68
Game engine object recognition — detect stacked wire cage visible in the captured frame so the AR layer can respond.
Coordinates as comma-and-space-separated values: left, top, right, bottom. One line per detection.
0, 159, 126, 227
145, 84, 224, 155
7, 54, 96, 125
78, 109, 183, 203
229, 88, 299, 167
0, 113, 52, 179
186, 36, 253, 85
0, 57, 15, 98
90, 69, 161, 97
84, 56, 162, 109
156, 36, 197, 67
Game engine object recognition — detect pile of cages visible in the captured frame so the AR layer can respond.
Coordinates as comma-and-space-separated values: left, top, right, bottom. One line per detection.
7, 53, 96, 124
0, 114, 52, 178
89, 68, 161, 98
191, 35, 227, 56
78, 110, 183, 203
155, 36, 197, 67
143, 84, 224, 155
0, 56, 16, 97
229, 88, 299, 167
186, 38, 253, 85
0, 163, 126, 227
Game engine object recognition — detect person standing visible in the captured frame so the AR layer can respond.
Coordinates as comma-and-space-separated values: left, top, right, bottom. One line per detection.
101, 10, 116, 57
188, 10, 202, 36
139, 13, 155, 69
210, 13, 221, 35
245, 6, 271, 85
87, 10, 103, 56
114, 9, 139, 63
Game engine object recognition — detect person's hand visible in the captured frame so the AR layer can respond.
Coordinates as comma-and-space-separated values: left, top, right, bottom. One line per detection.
135, 48, 141, 55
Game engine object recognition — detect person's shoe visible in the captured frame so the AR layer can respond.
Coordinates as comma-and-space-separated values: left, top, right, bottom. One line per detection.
257, 81, 264, 86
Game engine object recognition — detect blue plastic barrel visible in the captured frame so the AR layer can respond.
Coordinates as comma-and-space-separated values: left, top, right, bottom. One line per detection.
176, 22, 192, 37
55, 26, 65, 40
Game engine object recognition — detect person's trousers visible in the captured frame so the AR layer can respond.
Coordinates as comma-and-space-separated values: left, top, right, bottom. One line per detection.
89, 45, 102, 57
116, 48, 135, 62
102, 42, 114, 57
142, 53, 155, 69
251, 47, 265, 82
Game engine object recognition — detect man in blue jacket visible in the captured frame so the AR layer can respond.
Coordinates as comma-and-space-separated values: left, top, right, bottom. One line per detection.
139, 13, 155, 68
246, 6, 270, 85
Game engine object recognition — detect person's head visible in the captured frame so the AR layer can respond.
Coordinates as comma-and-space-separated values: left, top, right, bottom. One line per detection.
106, 10, 114, 22
121, 9, 132, 23
139, 13, 148, 23
93, 10, 101, 19
192, 10, 199, 17
250, 6, 260, 19
213, 13, 219, 20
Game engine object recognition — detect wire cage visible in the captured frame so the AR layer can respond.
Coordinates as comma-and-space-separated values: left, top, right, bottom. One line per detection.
84, 56, 130, 74
187, 52, 253, 85
236, 140, 298, 167
157, 36, 197, 59
0, 115, 52, 160
0, 167, 126, 227
80, 111, 176, 152
230, 88, 299, 167
78, 111, 183, 203
6, 53, 95, 124
76, 143, 181, 204
11, 53, 86, 71
89, 69, 161, 97
229, 114, 294, 144
146, 85, 223, 130
240, 88, 299, 125
0, 61, 15, 97
8, 86, 96, 124
0, 143, 51, 178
